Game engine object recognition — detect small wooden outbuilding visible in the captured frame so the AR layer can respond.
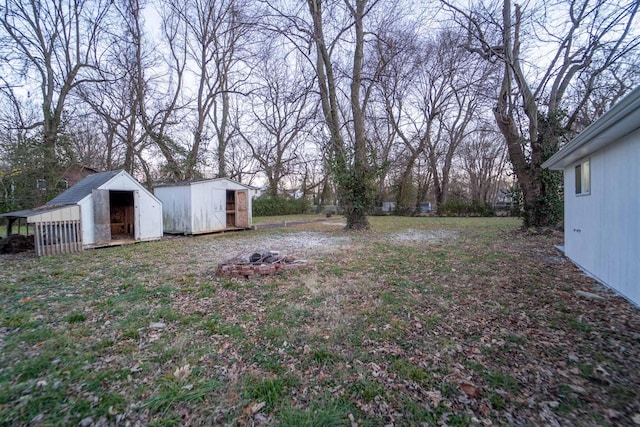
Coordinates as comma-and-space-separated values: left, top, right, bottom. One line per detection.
543, 86, 640, 306
1, 205, 82, 256
154, 178, 253, 235
1, 170, 163, 256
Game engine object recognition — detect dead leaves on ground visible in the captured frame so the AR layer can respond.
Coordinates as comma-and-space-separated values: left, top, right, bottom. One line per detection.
1, 219, 639, 426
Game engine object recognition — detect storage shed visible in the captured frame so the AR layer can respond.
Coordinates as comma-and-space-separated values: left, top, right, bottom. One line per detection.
1, 205, 82, 256
1, 169, 163, 255
154, 178, 252, 235
543, 87, 640, 306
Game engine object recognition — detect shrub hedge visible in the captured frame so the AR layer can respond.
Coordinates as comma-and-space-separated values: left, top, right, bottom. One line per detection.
438, 199, 495, 217
253, 197, 310, 216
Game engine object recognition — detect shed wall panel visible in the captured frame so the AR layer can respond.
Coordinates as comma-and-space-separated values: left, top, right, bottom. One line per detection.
191, 185, 226, 233
78, 197, 95, 245
26, 206, 80, 223
154, 186, 193, 234
93, 189, 111, 245
564, 128, 640, 305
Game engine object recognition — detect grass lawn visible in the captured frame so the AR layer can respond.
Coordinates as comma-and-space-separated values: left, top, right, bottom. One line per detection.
1, 217, 638, 426
0, 224, 30, 237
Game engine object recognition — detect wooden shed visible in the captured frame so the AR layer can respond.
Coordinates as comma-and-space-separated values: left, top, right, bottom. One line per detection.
154, 178, 252, 235
1, 170, 163, 255
1, 205, 82, 256
543, 86, 640, 306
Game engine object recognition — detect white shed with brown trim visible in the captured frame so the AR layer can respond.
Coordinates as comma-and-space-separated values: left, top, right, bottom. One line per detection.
154, 178, 253, 235
1, 169, 163, 256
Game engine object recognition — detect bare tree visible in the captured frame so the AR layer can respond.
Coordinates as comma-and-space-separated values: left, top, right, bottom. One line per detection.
570, 55, 640, 131
459, 127, 507, 205
370, 25, 420, 213
303, 0, 386, 229
0, 84, 43, 210
73, 0, 182, 183
380, 29, 491, 211
238, 49, 317, 197
428, 68, 484, 209
225, 134, 259, 183
444, 0, 640, 226
164, 0, 252, 180
138, 0, 188, 180
0, 0, 113, 181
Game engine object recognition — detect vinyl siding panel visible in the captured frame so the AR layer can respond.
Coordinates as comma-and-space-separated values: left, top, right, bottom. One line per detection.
564, 128, 640, 305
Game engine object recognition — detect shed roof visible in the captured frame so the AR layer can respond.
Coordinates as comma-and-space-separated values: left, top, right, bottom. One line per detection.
543, 86, 640, 170
48, 170, 122, 205
153, 177, 256, 189
1, 206, 57, 219
0, 204, 76, 220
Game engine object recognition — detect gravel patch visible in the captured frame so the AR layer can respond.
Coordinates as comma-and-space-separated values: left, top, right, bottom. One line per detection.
387, 229, 458, 244
193, 231, 353, 262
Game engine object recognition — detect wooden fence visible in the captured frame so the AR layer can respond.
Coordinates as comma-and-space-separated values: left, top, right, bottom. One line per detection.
34, 220, 83, 256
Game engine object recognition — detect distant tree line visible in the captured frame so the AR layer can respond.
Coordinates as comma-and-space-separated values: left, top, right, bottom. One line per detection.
1, 0, 638, 227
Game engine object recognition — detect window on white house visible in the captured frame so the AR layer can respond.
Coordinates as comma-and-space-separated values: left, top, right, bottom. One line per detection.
575, 159, 590, 195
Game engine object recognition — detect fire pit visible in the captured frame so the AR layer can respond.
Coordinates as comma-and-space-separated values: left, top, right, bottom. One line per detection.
216, 250, 307, 279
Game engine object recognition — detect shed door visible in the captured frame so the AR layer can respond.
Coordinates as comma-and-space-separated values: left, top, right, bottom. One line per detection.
93, 189, 111, 245
134, 190, 140, 240
235, 190, 249, 228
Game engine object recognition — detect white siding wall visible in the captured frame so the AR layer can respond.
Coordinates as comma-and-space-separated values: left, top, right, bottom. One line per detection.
101, 173, 163, 242
190, 182, 226, 233
78, 172, 163, 245
564, 128, 640, 305
154, 185, 192, 234
155, 179, 252, 234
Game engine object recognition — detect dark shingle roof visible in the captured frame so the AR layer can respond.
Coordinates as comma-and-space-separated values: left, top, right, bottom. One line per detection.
48, 170, 122, 205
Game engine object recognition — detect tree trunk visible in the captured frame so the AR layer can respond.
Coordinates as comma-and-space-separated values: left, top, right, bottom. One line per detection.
395, 157, 418, 215
307, 0, 372, 231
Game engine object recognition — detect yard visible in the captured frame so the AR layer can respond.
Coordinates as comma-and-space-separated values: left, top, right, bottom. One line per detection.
1, 217, 638, 426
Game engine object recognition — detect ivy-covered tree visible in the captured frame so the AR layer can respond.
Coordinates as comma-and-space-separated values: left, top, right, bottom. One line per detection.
305, 0, 380, 229
444, 0, 640, 227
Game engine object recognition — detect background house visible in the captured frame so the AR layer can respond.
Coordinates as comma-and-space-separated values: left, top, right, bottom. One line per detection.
60, 165, 98, 188
154, 178, 252, 235
1, 170, 163, 255
543, 86, 640, 306
249, 186, 267, 199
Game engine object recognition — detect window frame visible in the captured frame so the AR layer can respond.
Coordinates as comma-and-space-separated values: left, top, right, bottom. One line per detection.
575, 158, 591, 196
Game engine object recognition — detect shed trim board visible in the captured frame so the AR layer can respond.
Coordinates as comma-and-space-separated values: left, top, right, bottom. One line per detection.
154, 178, 253, 235
543, 87, 640, 307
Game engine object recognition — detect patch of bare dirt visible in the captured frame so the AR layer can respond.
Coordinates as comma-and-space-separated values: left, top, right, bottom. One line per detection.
388, 228, 458, 243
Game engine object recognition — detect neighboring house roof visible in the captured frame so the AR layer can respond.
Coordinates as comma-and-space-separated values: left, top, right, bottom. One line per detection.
543, 86, 640, 170
48, 170, 122, 205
